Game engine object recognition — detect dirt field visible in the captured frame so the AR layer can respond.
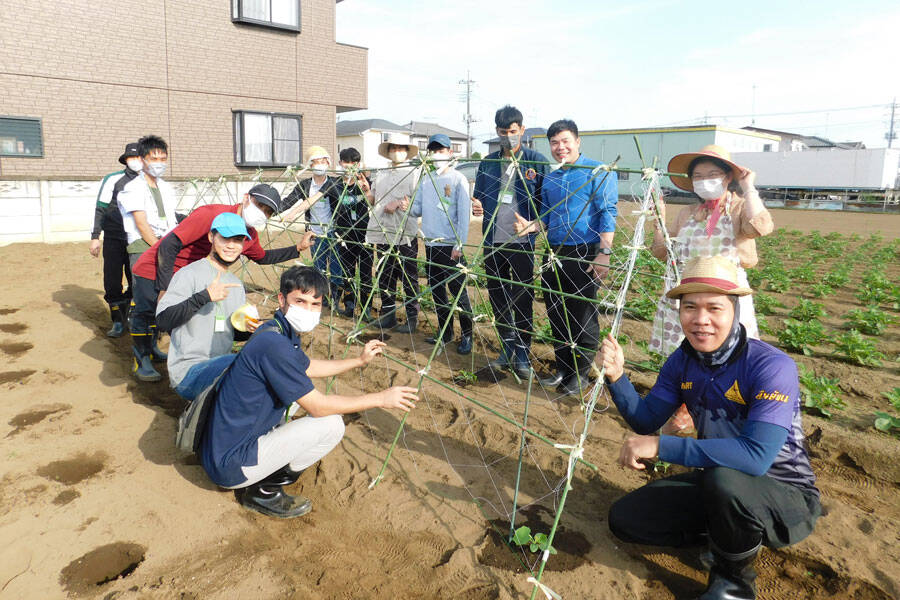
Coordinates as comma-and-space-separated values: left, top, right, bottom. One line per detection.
0, 208, 897, 599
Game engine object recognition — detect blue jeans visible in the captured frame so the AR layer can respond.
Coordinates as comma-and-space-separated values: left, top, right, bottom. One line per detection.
312, 234, 343, 291
174, 353, 238, 402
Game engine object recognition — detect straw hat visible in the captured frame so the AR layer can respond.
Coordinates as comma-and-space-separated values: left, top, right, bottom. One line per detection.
666, 255, 753, 299
667, 144, 747, 192
305, 146, 331, 165
377, 133, 419, 160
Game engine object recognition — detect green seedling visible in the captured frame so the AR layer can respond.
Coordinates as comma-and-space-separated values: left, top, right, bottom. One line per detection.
831, 330, 885, 367
756, 315, 772, 335
809, 283, 834, 298
534, 319, 554, 344
874, 412, 900, 434
844, 306, 895, 336
754, 293, 782, 315
882, 387, 900, 411
626, 295, 657, 321
789, 264, 817, 283
511, 526, 558, 555
822, 269, 849, 288
766, 271, 792, 293
777, 319, 826, 356
798, 365, 845, 418
454, 369, 478, 385
856, 286, 892, 306
789, 299, 827, 322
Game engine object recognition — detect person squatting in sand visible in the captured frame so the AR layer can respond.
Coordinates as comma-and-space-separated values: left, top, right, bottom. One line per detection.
199, 266, 419, 518
599, 255, 821, 600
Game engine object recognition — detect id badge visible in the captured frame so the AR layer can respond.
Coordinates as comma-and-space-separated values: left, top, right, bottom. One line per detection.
214, 315, 226, 332
350, 209, 357, 220
500, 191, 514, 205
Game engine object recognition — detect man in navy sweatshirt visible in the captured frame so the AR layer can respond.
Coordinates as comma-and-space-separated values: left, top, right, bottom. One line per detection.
598, 255, 820, 600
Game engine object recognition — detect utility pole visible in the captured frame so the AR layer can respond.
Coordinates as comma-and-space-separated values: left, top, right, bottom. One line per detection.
459, 71, 476, 156
751, 84, 757, 126
886, 97, 897, 149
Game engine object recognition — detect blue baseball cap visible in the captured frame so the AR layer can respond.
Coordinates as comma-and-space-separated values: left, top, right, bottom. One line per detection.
210, 212, 250, 239
427, 134, 451, 149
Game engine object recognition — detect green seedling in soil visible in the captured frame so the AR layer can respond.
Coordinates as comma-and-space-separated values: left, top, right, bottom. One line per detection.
861, 270, 891, 290
653, 460, 672, 474
824, 232, 843, 241
883, 388, 900, 411
822, 269, 850, 288
746, 269, 764, 289
534, 319, 554, 344
626, 295, 657, 321
765, 271, 792, 293
473, 300, 493, 321
789, 264, 818, 283
831, 330, 885, 367
844, 306, 895, 336
856, 285, 893, 306
809, 283, 834, 298
777, 319, 826, 356
798, 365, 845, 418
807, 232, 829, 250
754, 293, 782, 315
634, 341, 666, 371
873, 412, 900, 434
511, 526, 558, 555
756, 315, 772, 335
454, 369, 478, 386
848, 232, 861, 241
789, 299, 827, 322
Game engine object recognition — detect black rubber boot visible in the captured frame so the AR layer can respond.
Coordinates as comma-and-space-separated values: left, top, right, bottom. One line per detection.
236, 482, 312, 519
361, 305, 375, 322
697, 542, 760, 600
456, 334, 473, 355
149, 325, 167, 362
510, 344, 533, 379
106, 301, 128, 338
261, 465, 303, 487
374, 304, 397, 329
131, 332, 162, 382
393, 315, 417, 333
340, 298, 355, 319
488, 338, 515, 369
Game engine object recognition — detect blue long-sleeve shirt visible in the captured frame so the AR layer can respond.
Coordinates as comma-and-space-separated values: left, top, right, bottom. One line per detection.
540, 154, 618, 245
410, 167, 471, 249
606, 338, 819, 496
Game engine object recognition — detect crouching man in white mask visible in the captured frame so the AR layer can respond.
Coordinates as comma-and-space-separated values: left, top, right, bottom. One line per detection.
200, 265, 419, 519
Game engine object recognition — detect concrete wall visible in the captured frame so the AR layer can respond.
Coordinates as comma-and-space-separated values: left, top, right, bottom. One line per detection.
732, 148, 900, 190
0, 0, 367, 179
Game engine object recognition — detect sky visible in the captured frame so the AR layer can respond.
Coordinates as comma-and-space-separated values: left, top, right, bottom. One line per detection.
336, 0, 900, 152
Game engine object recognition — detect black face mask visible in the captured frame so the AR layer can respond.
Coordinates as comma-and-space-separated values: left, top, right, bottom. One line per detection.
210, 249, 239, 268
691, 295, 744, 368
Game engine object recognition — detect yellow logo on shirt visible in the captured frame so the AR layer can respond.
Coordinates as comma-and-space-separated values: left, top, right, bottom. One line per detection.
725, 380, 745, 405
681, 381, 692, 390
755, 390, 790, 403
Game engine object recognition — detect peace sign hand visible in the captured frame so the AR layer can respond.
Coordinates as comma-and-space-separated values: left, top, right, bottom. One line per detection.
206, 271, 240, 302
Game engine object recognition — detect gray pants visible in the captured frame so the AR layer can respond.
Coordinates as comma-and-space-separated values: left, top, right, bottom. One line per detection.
226, 413, 345, 489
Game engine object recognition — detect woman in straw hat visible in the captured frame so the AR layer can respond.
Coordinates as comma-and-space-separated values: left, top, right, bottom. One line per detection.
600, 256, 820, 600
650, 145, 774, 431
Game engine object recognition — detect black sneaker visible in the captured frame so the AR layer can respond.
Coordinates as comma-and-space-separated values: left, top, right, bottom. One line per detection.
456, 335, 472, 355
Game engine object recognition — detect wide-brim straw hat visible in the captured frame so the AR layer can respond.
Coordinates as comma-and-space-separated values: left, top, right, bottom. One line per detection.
667, 144, 747, 192
305, 145, 331, 165
377, 133, 418, 160
666, 255, 753, 299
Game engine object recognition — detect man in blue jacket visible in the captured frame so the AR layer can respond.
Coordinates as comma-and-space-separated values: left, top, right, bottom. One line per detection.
472, 106, 547, 378
514, 119, 618, 396
598, 256, 820, 600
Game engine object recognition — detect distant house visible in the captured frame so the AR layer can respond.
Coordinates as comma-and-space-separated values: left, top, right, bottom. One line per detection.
336, 119, 413, 169
402, 121, 469, 157
484, 127, 547, 155
741, 126, 865, 151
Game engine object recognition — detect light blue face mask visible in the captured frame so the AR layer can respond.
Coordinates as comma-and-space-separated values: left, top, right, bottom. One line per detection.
144, 161, 167, 178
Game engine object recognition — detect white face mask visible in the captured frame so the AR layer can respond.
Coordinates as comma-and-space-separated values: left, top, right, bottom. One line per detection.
311, 163, 328, 176
284, 303, 320, 333
242, 201, 268, 230
693, 178, 726, 201
431, 152, 451, 168
389, 150, 407, 163
126, 158, 143, 172
144, 161, 167, 178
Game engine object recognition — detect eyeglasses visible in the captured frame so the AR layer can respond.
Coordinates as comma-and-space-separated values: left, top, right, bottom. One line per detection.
691, 171, 725, 181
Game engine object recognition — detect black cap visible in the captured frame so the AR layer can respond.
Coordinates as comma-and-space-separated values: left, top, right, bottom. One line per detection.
118, 142, 141, 166
248, 183, 283, 214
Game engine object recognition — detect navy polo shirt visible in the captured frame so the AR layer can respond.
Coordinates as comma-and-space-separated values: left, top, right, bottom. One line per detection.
200, 311, 315, 487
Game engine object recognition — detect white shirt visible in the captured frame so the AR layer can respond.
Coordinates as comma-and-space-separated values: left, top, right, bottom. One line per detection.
118, 173, 179, 245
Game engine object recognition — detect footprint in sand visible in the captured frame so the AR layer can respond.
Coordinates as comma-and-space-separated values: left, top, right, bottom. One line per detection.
0, 369, 36, 385
6, 403, 71, 437
0, 308, 19, 316
0, 341, 33, 358
0, 322, 27, 334
36, 451, 108, 485
59, 542, 147, 595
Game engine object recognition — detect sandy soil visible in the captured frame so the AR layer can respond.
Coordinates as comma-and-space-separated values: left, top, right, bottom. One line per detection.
0, 209, 898, 599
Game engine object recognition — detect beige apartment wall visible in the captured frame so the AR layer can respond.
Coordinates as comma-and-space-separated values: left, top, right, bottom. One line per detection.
0, 0, 366, 179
